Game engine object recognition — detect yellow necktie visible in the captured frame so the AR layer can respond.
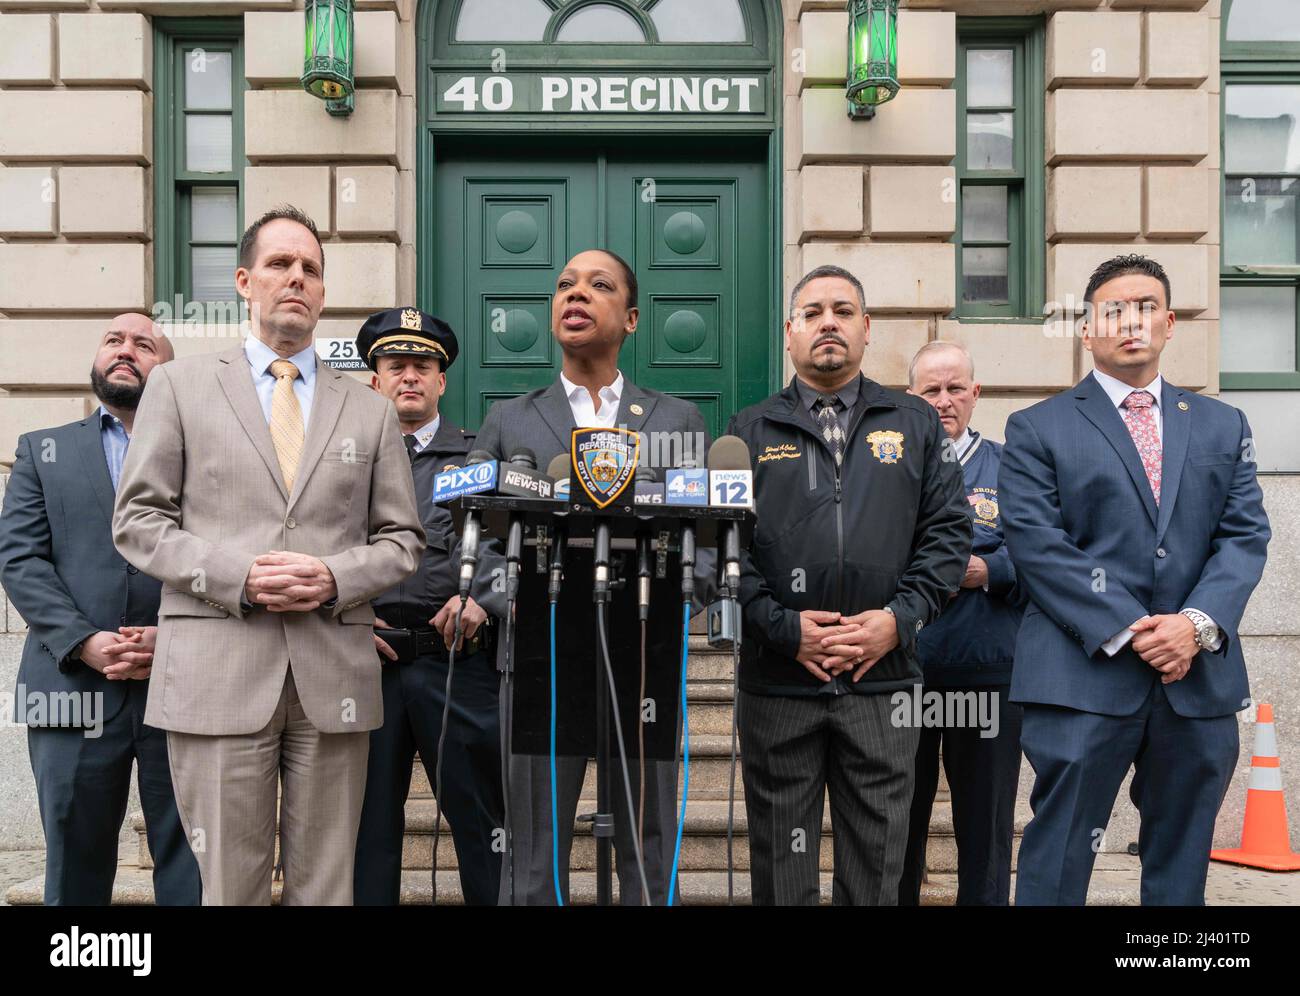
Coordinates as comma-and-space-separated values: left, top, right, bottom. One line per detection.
269, 359, 305, 493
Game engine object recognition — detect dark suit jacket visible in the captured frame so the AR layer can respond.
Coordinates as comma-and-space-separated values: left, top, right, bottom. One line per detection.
999, 372, 1271, 718
474, 376, 710, 473
0, 415, 161, 727
473, 376, 714, 612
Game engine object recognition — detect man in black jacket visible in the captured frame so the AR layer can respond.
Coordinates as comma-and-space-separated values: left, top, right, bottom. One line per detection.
352, 308, 504, 906
728, 265, 972, 905
0, 315, 199, 905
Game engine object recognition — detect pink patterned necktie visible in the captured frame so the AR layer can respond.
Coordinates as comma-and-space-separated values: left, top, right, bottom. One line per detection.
1120, 390, 1161, 505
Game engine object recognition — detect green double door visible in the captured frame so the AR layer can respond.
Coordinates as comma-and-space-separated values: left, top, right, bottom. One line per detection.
431, 138, 772, 438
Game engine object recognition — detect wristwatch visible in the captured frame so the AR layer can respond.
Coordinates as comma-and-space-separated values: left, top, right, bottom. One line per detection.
1180, 608, 1222, 651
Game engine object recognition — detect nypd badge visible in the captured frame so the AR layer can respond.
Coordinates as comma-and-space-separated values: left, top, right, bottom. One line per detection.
866, 429, 905, 464
400, 308, 422, 331
571, 427, 640, 509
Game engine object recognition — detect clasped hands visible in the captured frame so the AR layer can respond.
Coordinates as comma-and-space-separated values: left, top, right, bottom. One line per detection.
1128, 613, 1199, 685
796, 608, 900, 684
79, 626, 157, 681
244, 550, 338, 612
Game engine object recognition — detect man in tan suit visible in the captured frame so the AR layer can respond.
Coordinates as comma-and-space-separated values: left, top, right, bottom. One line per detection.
112, 206, 424, 905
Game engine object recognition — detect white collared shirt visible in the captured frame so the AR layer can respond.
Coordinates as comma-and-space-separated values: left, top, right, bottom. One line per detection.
952, 427, 975, 462
560, 369, 624, 428
1092, 367, 1164, 446
245, 335, 318, 427
404, 416, 441, 454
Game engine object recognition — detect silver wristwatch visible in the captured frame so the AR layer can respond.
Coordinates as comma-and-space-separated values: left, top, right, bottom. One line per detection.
1180, 608, 1221, 651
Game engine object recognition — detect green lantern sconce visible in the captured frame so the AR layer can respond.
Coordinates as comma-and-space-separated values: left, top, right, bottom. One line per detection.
301, 0, 355, 117
847, 0, 900, 120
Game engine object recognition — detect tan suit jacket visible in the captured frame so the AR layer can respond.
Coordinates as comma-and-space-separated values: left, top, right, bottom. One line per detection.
112, 344, 424, 736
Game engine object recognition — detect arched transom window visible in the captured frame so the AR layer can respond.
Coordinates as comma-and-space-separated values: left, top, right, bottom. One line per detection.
1227, 0, 1300, 42
453, 0, 750, 45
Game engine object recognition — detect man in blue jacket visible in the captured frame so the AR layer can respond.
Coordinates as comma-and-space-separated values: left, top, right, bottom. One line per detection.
898, 341, 1025, 906
1000, 254, 1270, 905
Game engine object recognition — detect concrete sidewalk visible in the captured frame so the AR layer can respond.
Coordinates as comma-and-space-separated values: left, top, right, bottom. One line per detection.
3, 844, 1297, 906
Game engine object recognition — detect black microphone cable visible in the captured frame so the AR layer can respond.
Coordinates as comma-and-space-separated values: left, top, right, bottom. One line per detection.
595, 599, 652, 906
638, 616, 647, 863
500, 581, 518, 906
431, 592, 465, 905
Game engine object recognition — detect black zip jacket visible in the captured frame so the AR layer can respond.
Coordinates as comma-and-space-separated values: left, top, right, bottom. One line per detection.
726, 374, 973, 696
372, 417, 478, 630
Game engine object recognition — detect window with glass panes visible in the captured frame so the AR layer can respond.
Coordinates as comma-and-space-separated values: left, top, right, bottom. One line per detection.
1221, 0, 1300, 390
954, 19, 1044, 321
153, 21, 244, 312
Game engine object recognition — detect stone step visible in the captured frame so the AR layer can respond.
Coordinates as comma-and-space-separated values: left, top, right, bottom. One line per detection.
133, 793, 997, 874
411, 733, 745, 798
4, 865, 1142, 907
390, 797, 831, 872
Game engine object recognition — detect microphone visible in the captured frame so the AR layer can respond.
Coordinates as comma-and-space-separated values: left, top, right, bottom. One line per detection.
545, 455, 570, 602
707, 436, 754, 598
634, 463, 665, 506
545, 454, 570, 503
593, 517, 612, 603
504, 448, 539, 601
671, 455, 703, 601
456, 450, 493, 599
432, 448, 555, 503
434, 448, 499, 503
665, 454, 708, 506
634, 467, 656, 620
498, 447, 555, 500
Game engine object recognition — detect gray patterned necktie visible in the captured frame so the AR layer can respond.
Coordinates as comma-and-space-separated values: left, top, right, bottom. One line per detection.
816, 393, 845, 467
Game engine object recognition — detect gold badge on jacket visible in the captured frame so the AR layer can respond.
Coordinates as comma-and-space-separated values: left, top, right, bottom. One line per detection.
969, 487, 999, 527
866, 429, 905, 464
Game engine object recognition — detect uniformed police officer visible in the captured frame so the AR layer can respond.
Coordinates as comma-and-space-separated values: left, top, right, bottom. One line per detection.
352, 307, 505, 906
727, 265, 972, 905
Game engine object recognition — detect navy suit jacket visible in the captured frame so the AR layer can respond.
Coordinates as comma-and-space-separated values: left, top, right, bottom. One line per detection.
999, 372, 1270, 719
0, 415, 162, 727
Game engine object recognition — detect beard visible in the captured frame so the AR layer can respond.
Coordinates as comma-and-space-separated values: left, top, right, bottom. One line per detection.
811, 335, 848, 373
91, 362, 145, 410
812, 353, 847, 373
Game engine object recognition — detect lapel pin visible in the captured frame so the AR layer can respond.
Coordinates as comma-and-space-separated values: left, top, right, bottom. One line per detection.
630, 403, 644, 416
1178, 401, 1189, 411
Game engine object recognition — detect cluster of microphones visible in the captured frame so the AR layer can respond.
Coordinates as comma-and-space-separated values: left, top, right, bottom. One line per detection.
430, 435, 755, 614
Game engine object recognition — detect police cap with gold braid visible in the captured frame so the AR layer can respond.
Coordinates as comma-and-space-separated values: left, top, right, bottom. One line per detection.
356, 307, 459, 372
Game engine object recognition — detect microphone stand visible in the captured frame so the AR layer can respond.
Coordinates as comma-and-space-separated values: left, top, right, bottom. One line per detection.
498, 507, 526, 906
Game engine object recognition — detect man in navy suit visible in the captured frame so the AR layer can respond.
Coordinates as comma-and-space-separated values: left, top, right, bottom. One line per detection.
0, 315, 200, 905
999, 254, 1270, 905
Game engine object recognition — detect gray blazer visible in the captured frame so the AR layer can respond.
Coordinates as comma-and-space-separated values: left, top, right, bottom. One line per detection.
475, 377, 710, 473
474, 376, 715, 610
0, 415, 161, 727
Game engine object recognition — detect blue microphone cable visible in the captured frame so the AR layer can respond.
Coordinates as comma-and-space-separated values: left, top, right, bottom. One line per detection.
549, 599, 563, 906
667, 599, 691, 906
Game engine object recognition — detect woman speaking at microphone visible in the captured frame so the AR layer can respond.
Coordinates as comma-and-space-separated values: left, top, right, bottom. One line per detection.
476, 248, 709, 906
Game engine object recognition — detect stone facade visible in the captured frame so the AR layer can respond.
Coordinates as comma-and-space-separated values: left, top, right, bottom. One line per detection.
1, 0, 1296, 856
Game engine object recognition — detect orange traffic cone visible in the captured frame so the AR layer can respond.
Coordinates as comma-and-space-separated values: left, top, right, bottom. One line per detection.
1211, 703, 1300, 871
